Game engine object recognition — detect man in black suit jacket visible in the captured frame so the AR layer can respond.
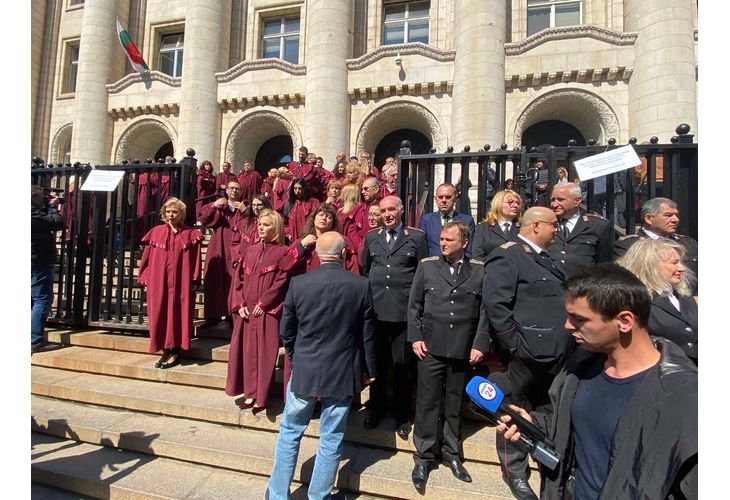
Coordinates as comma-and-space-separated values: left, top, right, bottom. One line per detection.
548, 183, 614, 278
408, 221, 490, 490
267, 232, 377, 499
361, 195, 429, 435
614, 197, 698, 293
483, 207, 572, 500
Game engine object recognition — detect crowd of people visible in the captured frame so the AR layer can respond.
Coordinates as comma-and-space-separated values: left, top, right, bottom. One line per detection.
126, 146, 697, 500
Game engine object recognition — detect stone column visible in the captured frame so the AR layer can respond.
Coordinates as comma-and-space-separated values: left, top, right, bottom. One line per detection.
303, 0, 352, 161
177, 0, 231, 165
71, 0, 126, 165
451, 0, 506, 149
626, 0, 697, 142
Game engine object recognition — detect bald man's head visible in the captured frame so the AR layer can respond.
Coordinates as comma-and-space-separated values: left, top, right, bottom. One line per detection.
520, 207, 558, 249
316, 231, 346, 262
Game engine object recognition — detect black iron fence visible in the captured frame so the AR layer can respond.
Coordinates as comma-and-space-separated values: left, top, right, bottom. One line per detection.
31, 150, 198, 329
396, 124, 698, 239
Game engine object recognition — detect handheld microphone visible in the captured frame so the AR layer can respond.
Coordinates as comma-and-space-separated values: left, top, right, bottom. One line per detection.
466, 373, 560, 471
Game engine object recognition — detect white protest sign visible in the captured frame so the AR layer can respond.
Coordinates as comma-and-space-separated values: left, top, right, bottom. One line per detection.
573, 145, 642, 181
80, 169, 126, 192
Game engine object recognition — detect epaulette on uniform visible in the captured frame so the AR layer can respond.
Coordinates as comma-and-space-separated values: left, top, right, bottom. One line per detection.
377, 228, 384, 234
366, 226, 380, 234
584, 213, 608, 221
420, 256, 439, 263
470, 259, 484, 266
618, 234, 639, 241
500, 241, 517, 249
407, 226, 424, 232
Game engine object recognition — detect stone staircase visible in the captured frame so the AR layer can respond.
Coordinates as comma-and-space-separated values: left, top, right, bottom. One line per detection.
31, 327, 539, 499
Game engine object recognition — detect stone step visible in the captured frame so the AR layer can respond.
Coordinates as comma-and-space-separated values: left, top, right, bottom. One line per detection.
32, 397, 535, 499
31, 366, 503, 465
32, 433, 377, 499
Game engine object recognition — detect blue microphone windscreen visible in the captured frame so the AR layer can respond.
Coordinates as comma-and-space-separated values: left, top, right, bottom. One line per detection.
466, 375, 504, 414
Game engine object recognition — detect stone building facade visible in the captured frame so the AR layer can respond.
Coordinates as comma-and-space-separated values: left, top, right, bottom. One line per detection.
32, 0, 698, 177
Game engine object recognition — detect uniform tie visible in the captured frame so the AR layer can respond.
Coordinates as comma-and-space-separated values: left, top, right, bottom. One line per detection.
560, 220, 570, 239
388, 229, 397, 249
503, 222, 511, 233
452, 261, 461, 280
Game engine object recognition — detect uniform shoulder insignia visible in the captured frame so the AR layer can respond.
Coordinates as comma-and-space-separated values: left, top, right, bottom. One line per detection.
522, 244, 533, 253
584, 213, 608, 221
407, 226, 424, 232
470, 259, 484, 266
618, 234, 639, 241
674, 233, 692, 240
420, 256, 439, 263
366, 227, 380, 234
377, 228, 384, 234
500, 241, 517, 249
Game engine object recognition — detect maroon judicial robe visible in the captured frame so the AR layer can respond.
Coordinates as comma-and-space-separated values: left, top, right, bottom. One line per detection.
261, 177, 275, 200
272, 178, 290, 213
199, 202, 243, 318
310, 167, 331, 201
196, 169, 217, 220
284, 198, 320, 242
237, 170, 263, 205
137, 224, 203, 353
216, 171, 237, 191
227, 216, 260, 313
356, 200, 380, 244
225, 242, 295, 405
338, 203, 366, 255
287, 161, 315, 186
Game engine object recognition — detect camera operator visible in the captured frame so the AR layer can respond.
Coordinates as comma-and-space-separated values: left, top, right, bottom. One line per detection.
31, 185, 64, 353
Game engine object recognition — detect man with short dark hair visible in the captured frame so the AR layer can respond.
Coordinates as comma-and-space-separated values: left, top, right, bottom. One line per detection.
614, 197, 698, 288
408, 221, 489, 490
31, 186, 64, 353
419, 183, 475, 258
549, 182, 614, 278
267, 232, 377, 499
483, 206, 571, 499
236, 160, 262, 206
498, 263, 697, 499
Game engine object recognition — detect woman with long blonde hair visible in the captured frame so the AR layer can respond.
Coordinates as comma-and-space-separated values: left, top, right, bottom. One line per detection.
617, 237, 698, 364
472, 189, 522, 261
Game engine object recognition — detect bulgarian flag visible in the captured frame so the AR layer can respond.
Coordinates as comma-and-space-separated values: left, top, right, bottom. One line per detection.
116, 18, 149, 74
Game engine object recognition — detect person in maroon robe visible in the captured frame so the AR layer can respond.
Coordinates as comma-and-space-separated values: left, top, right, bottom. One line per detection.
324, 180, 343, 210
380, 163, 398, 200
359, 152, 380, 180
288, 204, 360, 277
311, 155, 331, 202
356, 176, 382, 243
261, 168, 278, 200
283, 178, 320, 243
226, 208, 295, 414
216, 161, 237, 192
331, 151, 347, 175
287, 146, 314, 187
272, 167, 291, 213
137, 197, 204, 369
236, 160, 263, 206
132, 166, 160, 239
195, 160, 217, 222
199, 180, 244, 326
337, 184, 366, 253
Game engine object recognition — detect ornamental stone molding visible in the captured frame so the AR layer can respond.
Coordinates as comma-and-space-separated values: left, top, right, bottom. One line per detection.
216, 59, 307, 83
512, 89, 619, 147
346, 42, 455, 70
224, 110, 301, 165
110, 103, 180, 120
49, 122, 73, 164
355, 100, 446, 154
219, 94, 305, 111
506, 67, 632, 89
114, 118, 176, 163
505, 26, 638, 56
349, 81, 452, 102
106, 70, 182, 94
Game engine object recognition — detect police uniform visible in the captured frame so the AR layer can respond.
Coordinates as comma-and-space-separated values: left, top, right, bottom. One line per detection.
614, 228, 698, 279
549, 212, 614, 278
408, 256, 490, 467
362, 225, 429, 427
482, 238, 572, 485
649, 295, 698, 364
472, 221, 520, 262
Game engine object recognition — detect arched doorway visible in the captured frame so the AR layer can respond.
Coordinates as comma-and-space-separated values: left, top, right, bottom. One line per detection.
522, 120, 586, 148
115, 118, 176, 164
374, 129, 432, 168
154, 141, 174, 161
254, 135, 294, 177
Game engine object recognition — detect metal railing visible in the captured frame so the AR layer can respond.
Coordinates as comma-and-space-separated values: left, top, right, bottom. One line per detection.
396, 124, 698, 239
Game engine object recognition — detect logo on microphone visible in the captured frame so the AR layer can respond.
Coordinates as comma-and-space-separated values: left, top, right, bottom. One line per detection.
478, 381, 497, 401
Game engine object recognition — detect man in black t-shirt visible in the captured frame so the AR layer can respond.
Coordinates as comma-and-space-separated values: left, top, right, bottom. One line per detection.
497, 264, 697, 499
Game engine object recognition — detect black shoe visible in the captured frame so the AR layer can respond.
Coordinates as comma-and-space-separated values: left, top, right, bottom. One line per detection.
396, 421, 411, 439
363, 412, 381, 429
504, 477, 538, 500
443, 458, 472, 483
160, 354, 180, 369
411, 464, 429, 490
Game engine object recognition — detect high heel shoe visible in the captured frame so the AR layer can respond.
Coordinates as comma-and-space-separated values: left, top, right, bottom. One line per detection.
251, 405, 266, 416
160, 353, 180, 369
238, 398, 255, 410
155, 350, 171, 368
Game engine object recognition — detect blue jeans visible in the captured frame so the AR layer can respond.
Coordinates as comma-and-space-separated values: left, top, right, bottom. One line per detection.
267, 381, 352, 500
31, 266, 54, 345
